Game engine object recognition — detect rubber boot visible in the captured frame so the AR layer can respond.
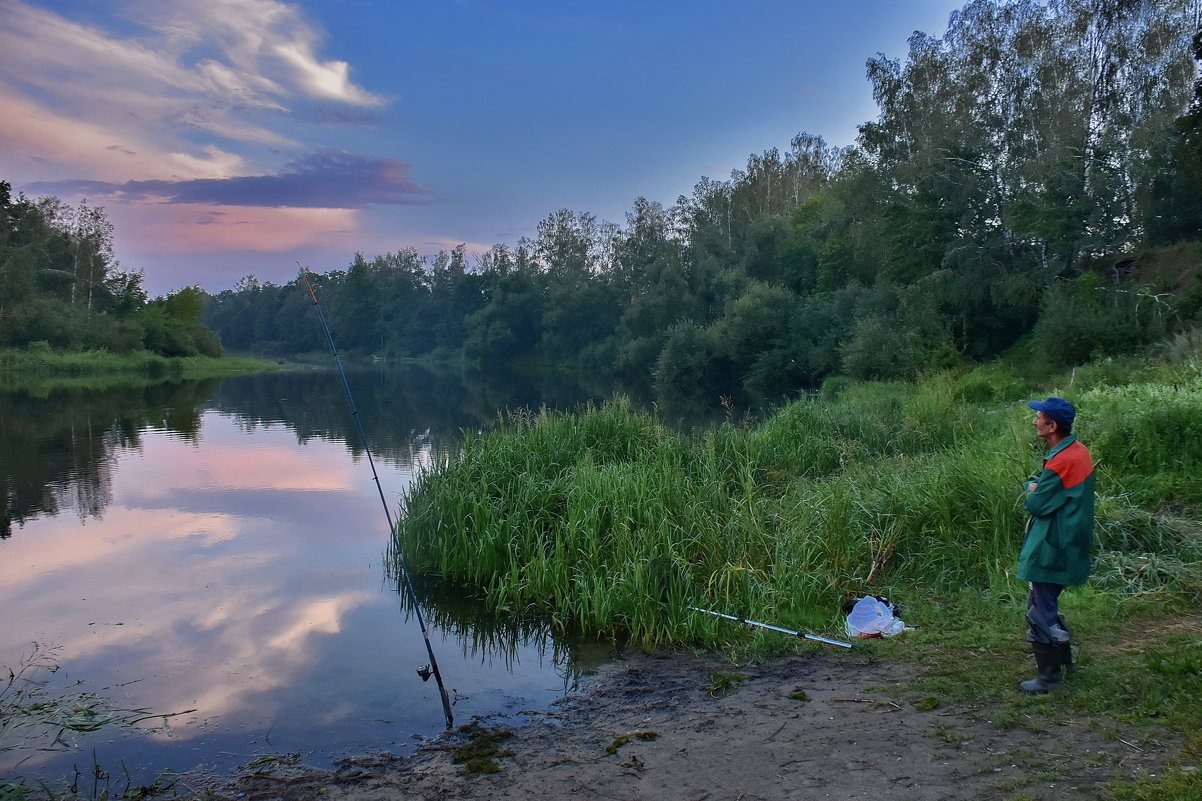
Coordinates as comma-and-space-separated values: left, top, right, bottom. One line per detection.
1019, 640, 1063, 693
1057, 640, 1073, 677
1055, 615, 1074, 676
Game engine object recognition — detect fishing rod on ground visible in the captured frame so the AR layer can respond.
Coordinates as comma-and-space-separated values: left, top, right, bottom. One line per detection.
299, 266, 455, 730
685, 605, 853, 648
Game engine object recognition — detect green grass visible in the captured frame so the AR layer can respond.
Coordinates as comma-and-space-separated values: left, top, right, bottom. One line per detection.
393, 364, 1202, 649
1107, 769, 1202, 801
857, 587, 1202, 800
0, 347, 283, 393
390, 354, 1202, 795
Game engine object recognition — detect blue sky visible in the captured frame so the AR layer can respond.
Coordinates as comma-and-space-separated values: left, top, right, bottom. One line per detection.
1, 0, 965, 296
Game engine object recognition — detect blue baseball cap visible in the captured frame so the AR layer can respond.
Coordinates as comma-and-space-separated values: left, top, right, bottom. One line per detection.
1027, 397, 1076, 426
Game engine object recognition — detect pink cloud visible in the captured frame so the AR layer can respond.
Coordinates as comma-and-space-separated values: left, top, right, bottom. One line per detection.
107, 202, 362, 255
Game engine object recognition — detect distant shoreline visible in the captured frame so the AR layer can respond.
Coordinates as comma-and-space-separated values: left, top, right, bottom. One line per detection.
0, 347, 284, 388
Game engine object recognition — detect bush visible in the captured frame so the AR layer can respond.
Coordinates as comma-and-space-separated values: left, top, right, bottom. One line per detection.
653, 321, 724, 398
81, 315, 145, 352
1154, 325, 1202, 364
949, 363, 1031, 404
1031, 273, 1172, 367
839, 313, 920, 380
1083, 374, 1202, 505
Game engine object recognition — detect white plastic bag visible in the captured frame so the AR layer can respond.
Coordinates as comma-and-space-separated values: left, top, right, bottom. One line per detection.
845, 595, 906, 638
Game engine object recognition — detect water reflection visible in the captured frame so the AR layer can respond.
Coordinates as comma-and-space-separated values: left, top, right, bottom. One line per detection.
0, 367, 634, 785
2, 418, 390, 763
0, 365, 664, 538
0, 380, 214, 539
401, 572, 621, 692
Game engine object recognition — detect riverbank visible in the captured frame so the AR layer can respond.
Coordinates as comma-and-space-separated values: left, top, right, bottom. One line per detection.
0, 347, 282, 392
211, 638, 1193, 801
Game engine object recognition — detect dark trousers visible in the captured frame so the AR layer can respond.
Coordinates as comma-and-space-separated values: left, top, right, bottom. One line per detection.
1026, 582, 1070, 644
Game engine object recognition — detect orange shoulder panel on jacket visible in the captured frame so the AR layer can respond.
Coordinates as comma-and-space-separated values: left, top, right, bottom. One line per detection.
1047, 440, 1093, 489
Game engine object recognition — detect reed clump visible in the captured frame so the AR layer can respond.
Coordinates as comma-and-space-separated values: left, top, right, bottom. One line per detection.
394, 367, 1202, 649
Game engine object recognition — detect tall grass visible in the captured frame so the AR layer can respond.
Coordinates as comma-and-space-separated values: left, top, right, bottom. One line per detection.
0, 348, 283, 397
392, 367, 1202, 649
0, 347, 279, 380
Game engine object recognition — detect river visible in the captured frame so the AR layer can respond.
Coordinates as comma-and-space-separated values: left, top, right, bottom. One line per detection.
0, 366, 711, 789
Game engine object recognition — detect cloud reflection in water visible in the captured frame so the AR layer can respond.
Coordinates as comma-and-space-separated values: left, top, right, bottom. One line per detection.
1, 412, 428, 770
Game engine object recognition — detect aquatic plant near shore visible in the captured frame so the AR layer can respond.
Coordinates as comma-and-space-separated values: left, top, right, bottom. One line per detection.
392, 371, 1202, 648
1, 643, 194, 762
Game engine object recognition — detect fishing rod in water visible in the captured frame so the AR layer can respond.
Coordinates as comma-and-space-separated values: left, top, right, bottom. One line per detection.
299, 266, 455, 730
686, 606, 853, 648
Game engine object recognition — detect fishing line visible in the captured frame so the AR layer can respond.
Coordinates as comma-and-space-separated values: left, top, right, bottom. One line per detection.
299, 266, 455, 729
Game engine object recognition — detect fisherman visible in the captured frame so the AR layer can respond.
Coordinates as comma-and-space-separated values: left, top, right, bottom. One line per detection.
1018, 397, 1095, 693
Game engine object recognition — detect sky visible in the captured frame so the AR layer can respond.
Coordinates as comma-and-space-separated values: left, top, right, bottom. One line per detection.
1, 0, 965, 297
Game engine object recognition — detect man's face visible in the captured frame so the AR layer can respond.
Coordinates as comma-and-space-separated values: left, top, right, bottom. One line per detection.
1032, 411, 1058, 443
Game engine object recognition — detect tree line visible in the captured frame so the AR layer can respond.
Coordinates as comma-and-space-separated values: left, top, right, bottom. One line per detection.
0, 182, 221, 358
12, 1, 1201, 396
206, 1, 1199, 399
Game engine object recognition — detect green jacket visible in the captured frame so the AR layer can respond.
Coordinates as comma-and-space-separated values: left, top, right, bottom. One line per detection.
1018, 434, 1095, 586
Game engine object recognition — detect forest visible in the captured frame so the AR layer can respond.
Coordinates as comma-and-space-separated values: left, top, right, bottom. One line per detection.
202, 0, 1202, 400
0, 182, 222, 359
6, 1, 1202, 397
